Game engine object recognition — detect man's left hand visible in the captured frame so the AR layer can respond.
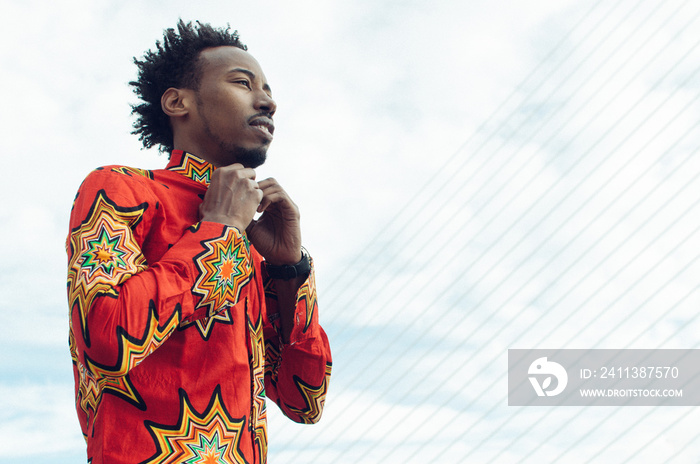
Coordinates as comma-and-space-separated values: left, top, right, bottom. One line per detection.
246, 178, 302, 265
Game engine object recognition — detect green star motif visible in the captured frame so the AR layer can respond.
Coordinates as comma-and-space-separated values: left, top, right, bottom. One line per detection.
185, 431, 229, 464
81, 226, 129, 277
193, 228, 252, 314
209, 247, 245, 294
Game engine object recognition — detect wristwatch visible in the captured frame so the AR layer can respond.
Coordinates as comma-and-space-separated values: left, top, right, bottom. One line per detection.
264, 248, 311, 280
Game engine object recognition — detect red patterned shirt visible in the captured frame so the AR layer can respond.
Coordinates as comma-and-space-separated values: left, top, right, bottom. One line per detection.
66, 151, 331, 463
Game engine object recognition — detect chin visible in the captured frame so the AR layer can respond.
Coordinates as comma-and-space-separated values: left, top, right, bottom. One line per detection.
240, 149, 267, 168
223, 145, 268, 168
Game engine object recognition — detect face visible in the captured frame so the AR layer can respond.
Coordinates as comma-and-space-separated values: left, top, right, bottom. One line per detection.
189, 46, 277, 167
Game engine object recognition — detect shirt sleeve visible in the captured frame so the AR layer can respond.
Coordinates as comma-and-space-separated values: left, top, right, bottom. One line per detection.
262, 260, 332, 424
66, 168, 252, 386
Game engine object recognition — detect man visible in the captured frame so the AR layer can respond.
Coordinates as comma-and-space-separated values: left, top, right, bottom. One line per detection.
66, 20, 331, 463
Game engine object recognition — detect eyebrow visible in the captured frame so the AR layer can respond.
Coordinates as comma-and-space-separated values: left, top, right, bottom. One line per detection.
228, 67, 272, 93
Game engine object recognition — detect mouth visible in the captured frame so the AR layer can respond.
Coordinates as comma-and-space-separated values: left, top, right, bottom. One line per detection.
249, 116, 275, 139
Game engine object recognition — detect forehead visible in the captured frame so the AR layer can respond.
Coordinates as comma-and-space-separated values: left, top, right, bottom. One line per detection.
198, 46, 267, 81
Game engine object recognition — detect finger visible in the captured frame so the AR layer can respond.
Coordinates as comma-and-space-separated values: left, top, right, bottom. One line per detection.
257, 177, 280, 190
258, 184, 286, 204
248, 182, 263, 203
218, 164, 257, 180
257, 197, 270, 213
247, 178, 261, 190
259, 179, 288, 197
237, 167, 258, 180
257, 193, 278, 213
257, 181, 287, 210
257, 190, 296, 213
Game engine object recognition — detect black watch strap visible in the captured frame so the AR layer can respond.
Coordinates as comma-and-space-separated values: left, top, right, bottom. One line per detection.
265, 248, 311, 280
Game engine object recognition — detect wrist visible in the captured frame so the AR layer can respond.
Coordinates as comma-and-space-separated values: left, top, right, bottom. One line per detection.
265, 250, 302, 267
265, 248, 310, 280
200, 214, 250, 232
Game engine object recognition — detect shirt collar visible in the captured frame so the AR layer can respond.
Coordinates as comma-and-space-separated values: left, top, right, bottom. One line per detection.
166, 150, 215, 186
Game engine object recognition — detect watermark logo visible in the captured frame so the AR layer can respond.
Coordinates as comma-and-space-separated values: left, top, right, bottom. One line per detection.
509, 349, 698, 406
528, 357, 568, 397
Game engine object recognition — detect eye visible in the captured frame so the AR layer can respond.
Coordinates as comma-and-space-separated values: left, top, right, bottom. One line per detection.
234, 79, 251, 89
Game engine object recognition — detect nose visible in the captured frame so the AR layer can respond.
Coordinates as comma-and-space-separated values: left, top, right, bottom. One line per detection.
256, 91, 277, 117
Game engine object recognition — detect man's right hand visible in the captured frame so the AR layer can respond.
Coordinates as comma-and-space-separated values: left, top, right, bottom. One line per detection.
199, 163, 263, 231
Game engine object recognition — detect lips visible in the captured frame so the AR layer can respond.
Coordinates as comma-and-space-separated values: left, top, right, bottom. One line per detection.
249, 116, 275, 139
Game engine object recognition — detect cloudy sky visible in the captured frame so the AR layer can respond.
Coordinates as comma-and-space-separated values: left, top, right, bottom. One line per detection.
2, 0, 700, 462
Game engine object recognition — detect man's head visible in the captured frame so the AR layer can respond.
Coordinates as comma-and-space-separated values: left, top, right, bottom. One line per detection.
131, 20, 276, 167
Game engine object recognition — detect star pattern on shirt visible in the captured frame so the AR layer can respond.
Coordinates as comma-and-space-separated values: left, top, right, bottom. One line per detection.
167, 152, 214, 185
76, 355, 146, 419
142, 386, 248, 464
77, 302, 181, 415
192, 227, 251, 315
264, 340, 282, 387
110, 166, 154, 179
80, 227, 130, 277
75, 360, 102, 425
247, 313, 267, 457
296, 268, 318, 333
179, 308, 234, 341
285, 362, 332, 424
187, 432, 229, 464
67, 189, 148, 344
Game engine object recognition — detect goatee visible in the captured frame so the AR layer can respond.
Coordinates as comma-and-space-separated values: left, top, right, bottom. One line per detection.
231, 146, 267, 169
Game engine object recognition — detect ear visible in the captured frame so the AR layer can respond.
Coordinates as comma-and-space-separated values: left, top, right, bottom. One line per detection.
161, 87, 194, 118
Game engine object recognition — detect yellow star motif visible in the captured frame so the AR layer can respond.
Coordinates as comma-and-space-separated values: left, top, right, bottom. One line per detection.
77, 304, 181, 414
286, 362, 332, 424
295, 268, 318, 332
247, 313, 267, 456
94, 244, 115, 263
143, 387, 248, 464
192, 227, 251, 315
110, 166, 153, 179
67, 190, 148, 344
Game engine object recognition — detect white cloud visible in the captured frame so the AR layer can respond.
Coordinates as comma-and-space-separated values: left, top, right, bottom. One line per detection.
0, 383, 84, 459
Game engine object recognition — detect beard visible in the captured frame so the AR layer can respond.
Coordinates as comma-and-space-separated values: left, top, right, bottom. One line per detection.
217, 143, 267, 168
200, 122, 269, 168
